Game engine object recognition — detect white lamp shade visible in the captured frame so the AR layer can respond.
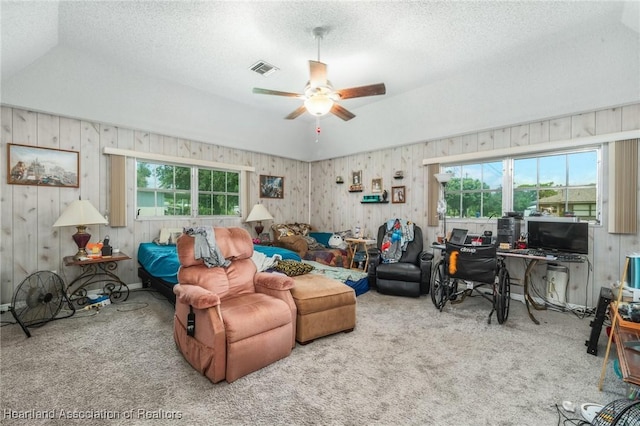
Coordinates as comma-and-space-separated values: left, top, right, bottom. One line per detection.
53, 200, 108, 227
434, 172, 453, 184
304, 95, 334, 116
245, 203, 273, 223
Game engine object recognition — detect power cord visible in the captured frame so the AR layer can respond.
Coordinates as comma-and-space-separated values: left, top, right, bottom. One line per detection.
554, 404, 590, 426
523, 257, 596, 319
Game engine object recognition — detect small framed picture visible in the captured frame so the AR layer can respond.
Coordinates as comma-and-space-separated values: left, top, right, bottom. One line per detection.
260, 175, 284, 199
352, 170, 362, 186
371, 178, 383, 193
392, 186, 406, 204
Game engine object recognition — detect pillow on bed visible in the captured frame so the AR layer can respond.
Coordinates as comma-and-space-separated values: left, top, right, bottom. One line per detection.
154, 227, 184, 245
309, 232, 333, 248
273, 260, 314, 277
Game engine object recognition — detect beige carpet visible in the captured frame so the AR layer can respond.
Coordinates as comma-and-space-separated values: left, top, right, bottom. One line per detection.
0, 288, 630, 425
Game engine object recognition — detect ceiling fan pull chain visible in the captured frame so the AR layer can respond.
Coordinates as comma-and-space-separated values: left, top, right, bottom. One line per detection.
315, 118, 321, 143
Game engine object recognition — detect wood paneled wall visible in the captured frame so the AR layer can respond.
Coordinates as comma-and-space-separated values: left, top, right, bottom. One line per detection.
309, 103, 640, 306
1, 103, 638, 307
0, 107, 309, 304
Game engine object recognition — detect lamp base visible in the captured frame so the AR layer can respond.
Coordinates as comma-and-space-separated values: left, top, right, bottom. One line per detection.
254, 223, 264, 236
72, 226, 91, 259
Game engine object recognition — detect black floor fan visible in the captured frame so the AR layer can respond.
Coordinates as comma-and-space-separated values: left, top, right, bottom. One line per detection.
9, 271, 75, 337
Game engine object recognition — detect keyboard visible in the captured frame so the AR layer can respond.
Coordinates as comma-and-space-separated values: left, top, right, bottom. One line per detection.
555, 253, 586, 262
499, 248, 547, 256
499, 248, 586, 262
523, 250, 585, 262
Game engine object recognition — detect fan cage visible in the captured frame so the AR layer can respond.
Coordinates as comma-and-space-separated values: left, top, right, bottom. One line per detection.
591, 399, 640, 426
12, 271, 66, 328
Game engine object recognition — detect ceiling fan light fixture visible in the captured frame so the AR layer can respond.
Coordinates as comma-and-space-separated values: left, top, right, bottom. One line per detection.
304, 95, 334, 116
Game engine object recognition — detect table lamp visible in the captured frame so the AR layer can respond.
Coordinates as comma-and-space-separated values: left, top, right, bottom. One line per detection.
53, 199, 108, 259
245, 203, 273, 236
434, 172, 453, 242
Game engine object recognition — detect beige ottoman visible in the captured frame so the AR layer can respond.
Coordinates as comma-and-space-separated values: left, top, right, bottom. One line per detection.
290, 274, 356, 344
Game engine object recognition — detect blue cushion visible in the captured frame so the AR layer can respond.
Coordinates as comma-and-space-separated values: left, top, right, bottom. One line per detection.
309, 232, 333, 248
345, 277, 369, 296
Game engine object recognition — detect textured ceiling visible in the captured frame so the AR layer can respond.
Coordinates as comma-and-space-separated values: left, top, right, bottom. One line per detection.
54, 1, 630, 116
1, 1, 639, 160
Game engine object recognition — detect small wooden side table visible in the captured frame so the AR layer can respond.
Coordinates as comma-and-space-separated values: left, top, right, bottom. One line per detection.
63, 252, 131, 306
345, 238, 377, 271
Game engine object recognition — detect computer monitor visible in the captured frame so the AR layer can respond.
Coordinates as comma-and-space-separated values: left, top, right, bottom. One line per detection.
449, 228, 468, 245
526, 220, 589, 254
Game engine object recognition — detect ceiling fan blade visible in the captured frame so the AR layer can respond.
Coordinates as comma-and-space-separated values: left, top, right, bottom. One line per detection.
309, 60, 327, 88
335, 83, 386, 100
253, 88, 305, 98
285, 105, 307, 120
330, 103, 355, 121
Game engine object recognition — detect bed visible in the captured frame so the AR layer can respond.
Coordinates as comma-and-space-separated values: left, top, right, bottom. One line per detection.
137, 243, 302, 304
271, 224, 349, 268
302, 260, 369, 296
137, 242, 368, 304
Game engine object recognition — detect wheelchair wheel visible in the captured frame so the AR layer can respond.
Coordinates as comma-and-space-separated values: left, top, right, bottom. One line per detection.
496, 267, 510, 324
430, 260, 447, 310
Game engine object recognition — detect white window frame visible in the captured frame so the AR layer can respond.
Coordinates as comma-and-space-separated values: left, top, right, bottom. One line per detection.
135, 160, 242, 219
422, 131, 639, 225
103, 147, 255, 220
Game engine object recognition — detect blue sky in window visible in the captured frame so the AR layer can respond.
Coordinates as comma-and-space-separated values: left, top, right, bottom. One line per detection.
515, 150, 597, 187
447, 150, 597, 188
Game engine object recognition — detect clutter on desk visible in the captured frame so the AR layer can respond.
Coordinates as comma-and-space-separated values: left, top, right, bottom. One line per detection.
617, 302, 640, 323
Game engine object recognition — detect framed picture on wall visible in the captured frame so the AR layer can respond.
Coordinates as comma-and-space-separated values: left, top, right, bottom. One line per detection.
371, 178, 383, 193
260, 175, 284, 199
7, 143, 79, 187
352, 170, 362, 186
392, 186, 406, 204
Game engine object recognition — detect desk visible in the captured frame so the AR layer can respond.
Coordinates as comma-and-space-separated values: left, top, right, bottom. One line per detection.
610, 302, 640, 387
345, 238, 377, 270
63, 252, 131, 306
500, 251, 587, 324
498, 251, 555, 324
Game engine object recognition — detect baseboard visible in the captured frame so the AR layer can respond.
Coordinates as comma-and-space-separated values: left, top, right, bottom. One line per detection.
0, 281, 144, 313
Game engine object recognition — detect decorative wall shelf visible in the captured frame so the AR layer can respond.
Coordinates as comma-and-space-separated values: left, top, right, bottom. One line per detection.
360, 201, 389, 204
349, 189, 363, 193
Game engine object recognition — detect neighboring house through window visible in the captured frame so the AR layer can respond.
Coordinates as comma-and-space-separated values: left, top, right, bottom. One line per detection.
136, 160, 240, 218
442, 147, 600, 222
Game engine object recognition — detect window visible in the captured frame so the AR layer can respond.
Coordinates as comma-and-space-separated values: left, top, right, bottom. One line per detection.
442, 148, 600, 222
442, 161, 503, 219
513, 150, 598, 221
197, 169, 239, 216
136, 160, 240, 218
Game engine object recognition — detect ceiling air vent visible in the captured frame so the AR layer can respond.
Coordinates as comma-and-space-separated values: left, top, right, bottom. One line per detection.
250, 60, 279, 77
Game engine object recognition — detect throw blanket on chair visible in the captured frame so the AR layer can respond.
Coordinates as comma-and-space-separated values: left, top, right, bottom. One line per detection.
183, 226, 231, 268
381, 219, 415, 263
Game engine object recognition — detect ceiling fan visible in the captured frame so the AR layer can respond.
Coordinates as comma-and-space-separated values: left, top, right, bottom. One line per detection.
252, 27, 386, 121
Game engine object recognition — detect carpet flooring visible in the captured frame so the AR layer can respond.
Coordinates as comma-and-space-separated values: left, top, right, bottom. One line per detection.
0, 288, 631, 425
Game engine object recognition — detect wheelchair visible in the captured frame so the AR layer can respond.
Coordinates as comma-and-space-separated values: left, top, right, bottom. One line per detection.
430, 242, 511, 324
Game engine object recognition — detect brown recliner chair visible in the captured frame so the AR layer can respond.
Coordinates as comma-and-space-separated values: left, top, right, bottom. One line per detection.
173, 227, 297, 383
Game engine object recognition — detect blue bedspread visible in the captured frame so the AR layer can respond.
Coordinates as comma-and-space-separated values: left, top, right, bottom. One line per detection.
137, 243, 302, 284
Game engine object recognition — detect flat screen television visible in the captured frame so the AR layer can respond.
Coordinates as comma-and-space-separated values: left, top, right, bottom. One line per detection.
526, 220, 589, 254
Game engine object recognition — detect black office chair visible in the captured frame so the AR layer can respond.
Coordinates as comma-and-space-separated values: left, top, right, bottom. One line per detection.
367, 222, 433, 297
430, 242, 510, 324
